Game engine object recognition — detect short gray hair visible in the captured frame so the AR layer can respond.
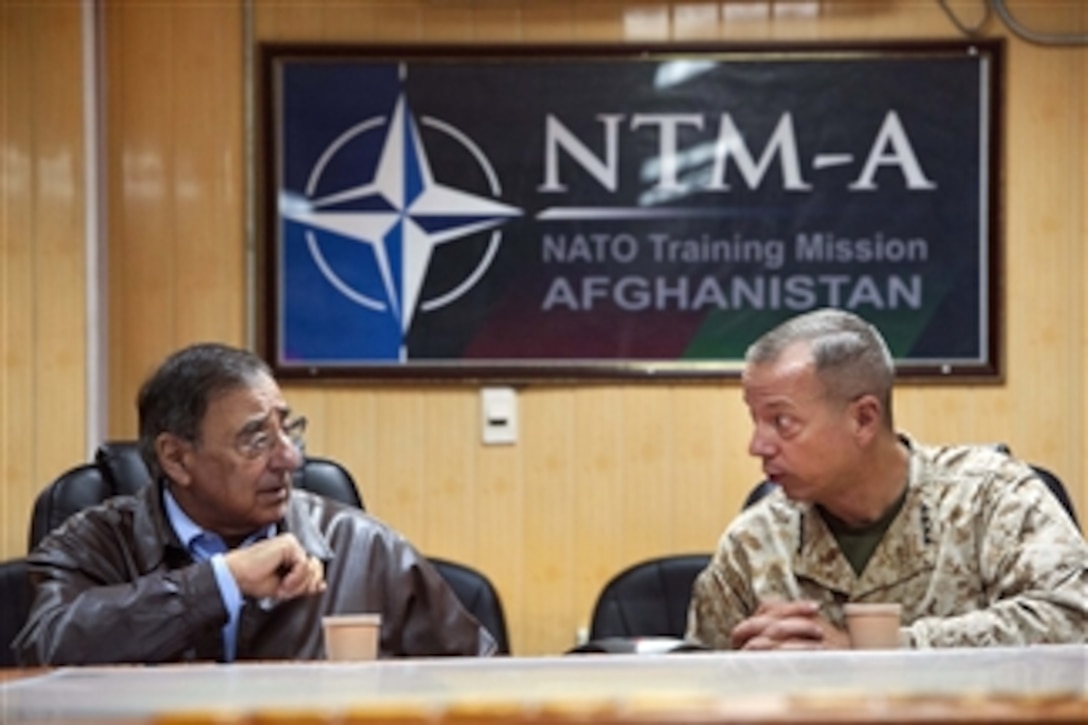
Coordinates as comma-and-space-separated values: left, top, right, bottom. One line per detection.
745, 308, 895, 425
137, 343, 273, 480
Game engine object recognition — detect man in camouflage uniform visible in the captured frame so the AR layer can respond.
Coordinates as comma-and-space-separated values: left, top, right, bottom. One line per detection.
687, 308, 1087, 649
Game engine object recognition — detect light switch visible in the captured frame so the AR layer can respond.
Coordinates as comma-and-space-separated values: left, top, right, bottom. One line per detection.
481, 387, 518, 445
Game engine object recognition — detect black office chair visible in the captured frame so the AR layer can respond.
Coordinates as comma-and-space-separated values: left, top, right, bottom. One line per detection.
29, 441, 364, 549
430, 557, 511, 655
587, 554, 711, 641
0, 557, 31, 667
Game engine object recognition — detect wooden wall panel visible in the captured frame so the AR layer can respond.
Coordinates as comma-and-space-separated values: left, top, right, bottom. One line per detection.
422, 6, 475, 41
0, 0, 35, 558
321, 387, 377, 498
473, 5, 524, 41
420, 390, 477, 559
4, 0, 1084, 658
170, 4, 245, 345
521, 3, 575, 42
669, 384, 754, 549
620, 387, 674, 558
1, 0, 33, 557
472, 400, 525, 642
106, 1, 179, 435
104, 0, 245, 439
520, 388, 576, 651
0, 0, 86, 557
983, 6, 1085, 481
1080, 39, 1088, 507
369, 389, 428, 536
570, 386, 625, 636
29, 0, 86, 517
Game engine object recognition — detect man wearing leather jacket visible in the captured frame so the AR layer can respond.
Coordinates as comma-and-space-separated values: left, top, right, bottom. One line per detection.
15, 342, 496, 664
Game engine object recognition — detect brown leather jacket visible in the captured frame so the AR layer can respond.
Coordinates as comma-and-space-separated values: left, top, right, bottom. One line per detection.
14, 484, 496, 665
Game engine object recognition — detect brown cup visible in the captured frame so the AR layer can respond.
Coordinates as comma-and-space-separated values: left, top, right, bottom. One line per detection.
322, 613, 381, 661
843, 603, 902, 649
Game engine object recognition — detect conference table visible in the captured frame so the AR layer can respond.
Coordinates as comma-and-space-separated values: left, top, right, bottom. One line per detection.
1, 645, 1084, 723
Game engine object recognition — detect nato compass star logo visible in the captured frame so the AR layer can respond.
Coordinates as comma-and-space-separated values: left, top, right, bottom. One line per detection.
279, 92, 522, 361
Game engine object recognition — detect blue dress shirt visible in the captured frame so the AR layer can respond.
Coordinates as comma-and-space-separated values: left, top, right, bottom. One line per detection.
162, 489, 274, 662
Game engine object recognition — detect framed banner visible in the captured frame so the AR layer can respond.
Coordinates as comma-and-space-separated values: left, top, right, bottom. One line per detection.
259, 40, 1003, 380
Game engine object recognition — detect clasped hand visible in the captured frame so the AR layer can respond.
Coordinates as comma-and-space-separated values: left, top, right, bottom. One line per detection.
224, 533, 326, 602
731, 600, 850, 650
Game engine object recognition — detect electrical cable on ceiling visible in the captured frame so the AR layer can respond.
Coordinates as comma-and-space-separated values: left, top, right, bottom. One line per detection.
937, 0, 990, 36
939, 0, 1087, 46
991, 0, 1088, 46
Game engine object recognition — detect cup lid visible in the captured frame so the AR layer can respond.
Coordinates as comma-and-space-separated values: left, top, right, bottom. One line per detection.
322, 613, 381, 626
843, 602, 901, 615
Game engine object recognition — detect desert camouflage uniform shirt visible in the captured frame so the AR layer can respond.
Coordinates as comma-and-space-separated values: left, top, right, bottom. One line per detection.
687, 440, 1088, 648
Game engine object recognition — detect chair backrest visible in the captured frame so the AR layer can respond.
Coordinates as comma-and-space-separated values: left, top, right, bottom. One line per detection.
742, 480, 778, 510
97, 441, 156, 494
295, 456, 364, 510
430, 557, 511, 655
29, 441, 364, 549
0, 557, 31, 667
991, 444, 1077, 526
29, 462, 112, 549
1030, 464, 1078, 527
588, 554, 711, 641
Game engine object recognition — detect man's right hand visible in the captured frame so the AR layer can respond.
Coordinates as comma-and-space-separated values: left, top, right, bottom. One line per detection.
731, 600, 848, 650
224, 533, 326, 601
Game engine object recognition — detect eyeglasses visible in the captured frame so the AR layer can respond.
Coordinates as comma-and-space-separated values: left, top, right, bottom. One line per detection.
236, 415, 307, 460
